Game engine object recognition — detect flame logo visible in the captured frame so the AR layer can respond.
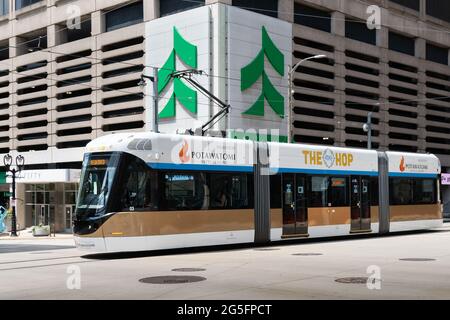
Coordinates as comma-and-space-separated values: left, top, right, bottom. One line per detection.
179, 140, 191, 163
399, 156, 406, 172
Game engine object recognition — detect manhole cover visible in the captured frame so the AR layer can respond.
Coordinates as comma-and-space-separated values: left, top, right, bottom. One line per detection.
139, 276, 206, 284
399, 258, 436, 262
335, 277, 368, 284
171, 268, 206, 272
254, 248, 280, 251
292, 253, 323, 256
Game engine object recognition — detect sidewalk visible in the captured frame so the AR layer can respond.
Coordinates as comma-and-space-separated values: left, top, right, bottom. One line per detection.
0, 228, 73, 240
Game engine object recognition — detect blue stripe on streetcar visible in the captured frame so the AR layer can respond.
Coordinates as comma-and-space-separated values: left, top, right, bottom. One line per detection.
271, 167, 379, 176
147, 163, 438, 178
147, 162, 254, 172
388, 172, 438, 178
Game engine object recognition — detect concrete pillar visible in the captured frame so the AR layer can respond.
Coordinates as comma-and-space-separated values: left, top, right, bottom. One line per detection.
420, 0, 426, 20
15, 183, 26, 229
278, 0, 294, 23
144, 0, 159, 21
415, 37, 426, 60
416, 41, 427, 153
91, 11, 103, 36
47, 24, 56, 48
376, 25, 388, 49
331, 11, 345, 37
55, 182, 64, 232
9, 36, 18, 58
331, 11, 345, 147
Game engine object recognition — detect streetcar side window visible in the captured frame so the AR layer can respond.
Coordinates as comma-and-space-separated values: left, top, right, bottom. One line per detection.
389, 178, 437, 205
121, 157, 148, 211
413, 179, 437, 204
309, 176, 350, 207
310, 176, 329, 207
330, 177, 348, 207
114, 154, 255, 211
163, 173, 209, 211
370, 177, 379, 206
209, 173, 252, 210
390, 178, 413, 205
270, 174, 281, 209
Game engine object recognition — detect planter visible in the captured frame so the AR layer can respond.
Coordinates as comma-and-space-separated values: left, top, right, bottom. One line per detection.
32, 226, 50, 237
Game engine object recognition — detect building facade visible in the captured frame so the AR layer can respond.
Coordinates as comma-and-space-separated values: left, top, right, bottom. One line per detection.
0, 0, 448, 231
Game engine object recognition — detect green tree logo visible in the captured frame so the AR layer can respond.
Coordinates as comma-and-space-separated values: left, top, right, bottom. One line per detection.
158, 27, 198, 119
241, 27, 285, 118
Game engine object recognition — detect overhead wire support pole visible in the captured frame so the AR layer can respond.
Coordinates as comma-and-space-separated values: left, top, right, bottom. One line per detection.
139, 67, 159, 133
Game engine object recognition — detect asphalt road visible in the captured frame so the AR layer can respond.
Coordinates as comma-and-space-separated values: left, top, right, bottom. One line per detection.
1, 225, 450, 299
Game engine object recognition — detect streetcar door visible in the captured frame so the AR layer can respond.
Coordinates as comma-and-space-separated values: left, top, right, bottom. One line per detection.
350, 176, 371, 233
282, 174, 308, 237
295, 175, 308, 235
360, 177, 371, 231
282, 174, 296, 235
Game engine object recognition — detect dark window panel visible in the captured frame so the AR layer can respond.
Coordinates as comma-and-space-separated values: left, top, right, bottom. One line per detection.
389, 0, 419, 11
65, 19, 91, 43
426, 43, 449, 65
294, 3, 331, 33
345, 18, 376, 45
105, 1, 143, 32
160, 0, 205, 17
232, 0, 278, 18
15, 0, 41, 11
0, 0, 8, 16
426, 0, 450, 23
389, 32, 415, 56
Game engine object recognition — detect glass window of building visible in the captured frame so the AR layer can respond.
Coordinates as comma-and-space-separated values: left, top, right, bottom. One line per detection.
426, 43, 449, 65
0, 40, 8, 61
15, 0, 41, 10
64, 183, 78, 206
389, 0, 420, 11
105, 1, 143, 32
25, 183, 57, 226
0, 0, 8, 16
294, 3, 331, 33
426, 0, 450, 23
232, 0, 278, 18
345, 17, 376, 45
57, 17, 91, 44
389, 32, 415, 56
160, 0, 205, 17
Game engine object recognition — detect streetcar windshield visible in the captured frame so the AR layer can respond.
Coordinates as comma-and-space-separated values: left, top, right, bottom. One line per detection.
76, 153, 120, 219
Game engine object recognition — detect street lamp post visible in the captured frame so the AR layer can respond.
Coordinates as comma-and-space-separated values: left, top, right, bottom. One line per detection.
363, 103, 380, 150
363, 112, 373, 149
138, 67, 159, 133
3, 154, 25, 237
287, 55, 327, 143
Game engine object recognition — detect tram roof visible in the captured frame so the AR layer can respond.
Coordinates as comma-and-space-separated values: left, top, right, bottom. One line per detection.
84, 132, 440, 175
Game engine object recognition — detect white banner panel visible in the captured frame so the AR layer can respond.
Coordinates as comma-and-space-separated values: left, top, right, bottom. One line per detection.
145, 6, 212, 134
227, 6, 292, 142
